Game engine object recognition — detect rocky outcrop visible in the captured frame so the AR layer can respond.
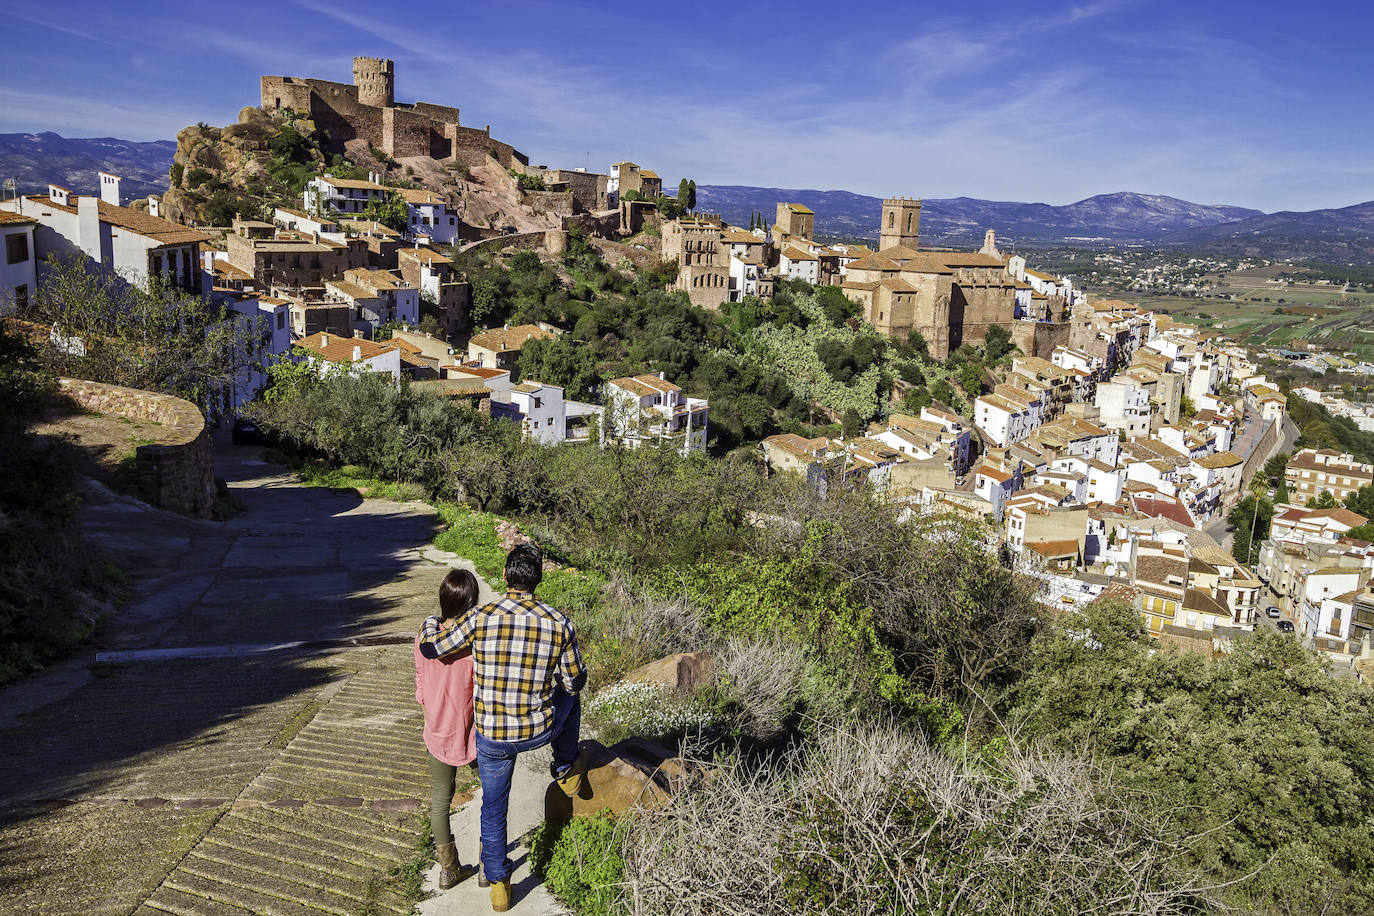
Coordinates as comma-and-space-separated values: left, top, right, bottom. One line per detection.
545, 737, 684, 821
625, 652, 716, 692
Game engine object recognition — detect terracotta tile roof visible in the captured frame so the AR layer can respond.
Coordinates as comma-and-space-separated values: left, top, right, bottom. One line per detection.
609, 373, 680, 397
782, 245, 818, 261
324, 279, 375, 300
318, 176, 389, 192
1131, 493, 1195, 528
0, 210, 38, 226
1194, 450, 1242, 469
297, 332, 395, 363
449, 365, 510, 380
1028, 539, 1080, 559
1134, 555, 1189, 587
340, 219, 402, 238
1305, 507, 1368, 527
763, 433, 833, 458
782, 203, 814, 214
397, 187, 445, 205
468, 324, 554, 353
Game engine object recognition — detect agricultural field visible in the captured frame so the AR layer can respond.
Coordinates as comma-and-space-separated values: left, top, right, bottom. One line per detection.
1136, 292, 1374, 358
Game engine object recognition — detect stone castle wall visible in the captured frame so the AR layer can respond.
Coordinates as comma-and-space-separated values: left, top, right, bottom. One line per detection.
59, 378, 216, 519
260, 72, 528, 166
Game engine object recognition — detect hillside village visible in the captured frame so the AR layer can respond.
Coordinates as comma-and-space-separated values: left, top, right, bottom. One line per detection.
3, 56, 1373, 678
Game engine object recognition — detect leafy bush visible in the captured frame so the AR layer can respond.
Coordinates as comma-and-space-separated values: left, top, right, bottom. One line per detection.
530, 812, 625, 916
512, 169, 548, 191
1011, 598, 1374, 914
0, 324, 113, 684
585, 681, 721, 747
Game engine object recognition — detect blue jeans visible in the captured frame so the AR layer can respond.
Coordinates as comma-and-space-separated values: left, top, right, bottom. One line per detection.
474, 690, 581, 883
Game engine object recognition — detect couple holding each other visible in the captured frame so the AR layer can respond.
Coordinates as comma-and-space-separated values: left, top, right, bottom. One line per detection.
414, 543, 586, 912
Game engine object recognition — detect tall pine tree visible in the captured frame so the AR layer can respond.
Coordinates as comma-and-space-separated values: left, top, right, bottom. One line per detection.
678, 178, 690, 208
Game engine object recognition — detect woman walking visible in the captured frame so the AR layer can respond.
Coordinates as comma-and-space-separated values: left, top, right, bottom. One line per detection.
415, 568, 481, 888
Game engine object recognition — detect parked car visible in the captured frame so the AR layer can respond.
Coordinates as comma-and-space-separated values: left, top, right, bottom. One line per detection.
1276, 620, 1296, 634
1266, 606, 1282, 619
231, 417, 264, 446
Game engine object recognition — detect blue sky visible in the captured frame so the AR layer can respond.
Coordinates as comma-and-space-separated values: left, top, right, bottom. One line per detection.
0, 0, 1369, 212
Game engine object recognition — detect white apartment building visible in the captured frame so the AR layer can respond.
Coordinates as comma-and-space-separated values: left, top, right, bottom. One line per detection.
2, 178, 208, 293
304, 174, 460, 244
0, 211, 38, 314
604, 372, 709, 454
1095, 378, 1152, 439
975, 393, 1038, 447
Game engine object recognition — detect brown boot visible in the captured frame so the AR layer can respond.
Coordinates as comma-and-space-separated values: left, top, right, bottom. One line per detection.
435, 841, 477, 889
491, 878, 512, 911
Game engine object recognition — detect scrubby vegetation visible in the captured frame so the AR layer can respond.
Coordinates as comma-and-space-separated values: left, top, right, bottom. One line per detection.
458, 234, 999, 453
244, 336, 1374, 912
0, 324, 116, 684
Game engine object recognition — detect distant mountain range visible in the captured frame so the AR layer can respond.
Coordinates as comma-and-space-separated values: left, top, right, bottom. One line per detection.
1154, 201, 1374, 263
695, 186, 1263, 246
5, 132, 1374, 264
0, 132, 174, 202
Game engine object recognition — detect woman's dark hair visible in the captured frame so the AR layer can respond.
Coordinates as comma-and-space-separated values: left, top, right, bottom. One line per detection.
438, 568, 480, 620
504, 543, 544, 592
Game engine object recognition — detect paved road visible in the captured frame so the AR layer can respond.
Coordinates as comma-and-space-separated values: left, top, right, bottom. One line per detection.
0, 441, 560, 915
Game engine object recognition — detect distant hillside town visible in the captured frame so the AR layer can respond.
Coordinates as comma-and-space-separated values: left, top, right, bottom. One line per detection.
2, 55, 1372, 678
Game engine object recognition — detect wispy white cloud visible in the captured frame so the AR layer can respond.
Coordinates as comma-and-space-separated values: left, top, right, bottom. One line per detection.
0, 87, 208, 140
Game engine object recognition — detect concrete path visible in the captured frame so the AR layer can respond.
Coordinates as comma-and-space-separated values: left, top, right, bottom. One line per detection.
0, 440, 563, 915
417, 748, 562, 916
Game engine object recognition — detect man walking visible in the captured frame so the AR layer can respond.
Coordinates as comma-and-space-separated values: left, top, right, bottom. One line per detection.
419, 543, 586, 912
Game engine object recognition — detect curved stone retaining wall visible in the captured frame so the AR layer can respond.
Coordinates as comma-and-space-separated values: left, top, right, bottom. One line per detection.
59, 378, 217, 518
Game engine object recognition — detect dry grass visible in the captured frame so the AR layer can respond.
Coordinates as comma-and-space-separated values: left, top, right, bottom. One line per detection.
620, 721, 1221, 916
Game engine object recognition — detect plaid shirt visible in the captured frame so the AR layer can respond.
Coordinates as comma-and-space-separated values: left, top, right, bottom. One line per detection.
419, 590, 585, 743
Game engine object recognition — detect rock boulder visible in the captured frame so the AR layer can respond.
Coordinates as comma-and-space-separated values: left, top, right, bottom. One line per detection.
625, 652, 715, 691
544, 737, 683, 821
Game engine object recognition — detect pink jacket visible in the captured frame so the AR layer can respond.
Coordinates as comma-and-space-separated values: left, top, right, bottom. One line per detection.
414, 633, 477, 766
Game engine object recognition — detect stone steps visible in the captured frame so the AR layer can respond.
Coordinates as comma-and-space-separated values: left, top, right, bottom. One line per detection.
137, 648, 430, 915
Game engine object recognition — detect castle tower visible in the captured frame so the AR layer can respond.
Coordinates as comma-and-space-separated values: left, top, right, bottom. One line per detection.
879, 197, 921, 251
353, 56, 395, 108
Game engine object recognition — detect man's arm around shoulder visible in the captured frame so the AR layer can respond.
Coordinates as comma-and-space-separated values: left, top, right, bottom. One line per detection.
418, 611, 478, 660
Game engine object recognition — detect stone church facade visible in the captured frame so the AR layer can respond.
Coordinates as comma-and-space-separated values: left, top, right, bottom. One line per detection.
842, 198, 1016, 359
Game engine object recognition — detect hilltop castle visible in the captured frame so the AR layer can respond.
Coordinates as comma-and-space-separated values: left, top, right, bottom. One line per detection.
260, 57, 528, 168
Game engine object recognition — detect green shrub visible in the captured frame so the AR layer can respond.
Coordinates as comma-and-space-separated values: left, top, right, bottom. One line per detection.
432, 504, 506, 587
530, 812, 626, 916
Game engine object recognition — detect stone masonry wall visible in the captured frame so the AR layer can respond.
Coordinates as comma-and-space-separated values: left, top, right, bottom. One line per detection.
59, 378, 216, 519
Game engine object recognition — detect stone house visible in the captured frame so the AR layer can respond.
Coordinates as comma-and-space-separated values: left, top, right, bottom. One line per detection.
466, 324, 556, 371
661, 217, 730, 309
221, 225, 368, 289
397, 248, 469, 338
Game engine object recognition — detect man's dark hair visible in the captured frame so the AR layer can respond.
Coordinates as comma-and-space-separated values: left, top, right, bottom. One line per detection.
439, 568, 479, 620
504, 543, 544, 592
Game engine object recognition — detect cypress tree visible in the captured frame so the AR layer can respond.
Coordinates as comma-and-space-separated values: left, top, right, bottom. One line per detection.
687, 180, 697, 212
678, 178, 690, 207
